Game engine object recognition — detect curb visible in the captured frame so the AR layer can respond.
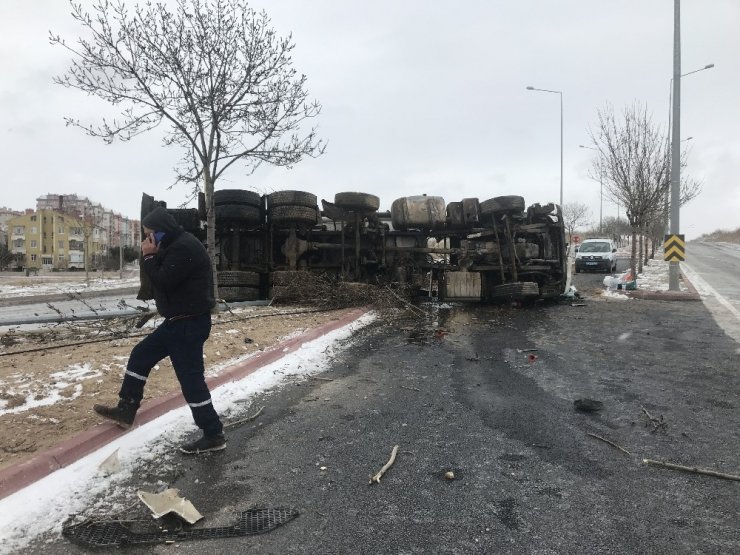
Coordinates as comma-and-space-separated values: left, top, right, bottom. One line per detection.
626, 268, 701, 301
0, 307, 369, 501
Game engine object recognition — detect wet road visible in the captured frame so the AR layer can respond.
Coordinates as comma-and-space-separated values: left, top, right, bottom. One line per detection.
29, 290, 739, 554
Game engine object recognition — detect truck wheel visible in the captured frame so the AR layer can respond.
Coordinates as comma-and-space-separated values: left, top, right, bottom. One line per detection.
218, 286, 260, 302
266, 190, 317, 209
334, 192, 380, 211
214, 189, 262, 208
215, 204, 262, 225
217, 270, 260, 287
480, 195, 525, 215
269, 205, 319, 227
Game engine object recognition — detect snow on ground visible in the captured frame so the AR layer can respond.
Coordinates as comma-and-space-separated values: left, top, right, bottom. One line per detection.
0, 311, 376, 554
0, 275, 140, 298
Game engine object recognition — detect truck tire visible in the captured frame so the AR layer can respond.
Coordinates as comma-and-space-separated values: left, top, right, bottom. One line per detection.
269, 205, 319, 227
217, 270, 260, 287
334, 192, 380, 212
480, 195, 525, 215
266, 190, 317, 209
218, 286, 260, 302
214, 189, 262, 207
215, 204, 262, 225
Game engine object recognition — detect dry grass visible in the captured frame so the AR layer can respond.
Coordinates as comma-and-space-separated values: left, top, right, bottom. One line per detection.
699, 228, 740, 243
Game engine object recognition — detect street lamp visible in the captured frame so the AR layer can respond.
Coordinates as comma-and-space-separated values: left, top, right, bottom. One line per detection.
666, 58, 714, 292
526, 86, 563, 208
579, 144, 602, 234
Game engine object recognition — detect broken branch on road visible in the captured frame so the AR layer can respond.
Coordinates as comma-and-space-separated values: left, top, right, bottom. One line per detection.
643, 458, 740, 482
587, 432, 631, 456
369, 444, 400, 485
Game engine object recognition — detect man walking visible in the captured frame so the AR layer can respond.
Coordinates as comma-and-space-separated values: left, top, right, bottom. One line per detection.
94, 207, 225, 454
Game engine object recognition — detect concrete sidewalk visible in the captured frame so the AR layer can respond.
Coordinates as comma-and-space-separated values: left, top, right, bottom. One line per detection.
0, 307, 368, 501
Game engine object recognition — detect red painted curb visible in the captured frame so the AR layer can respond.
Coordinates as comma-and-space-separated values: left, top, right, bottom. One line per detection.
0, 307, 369, 501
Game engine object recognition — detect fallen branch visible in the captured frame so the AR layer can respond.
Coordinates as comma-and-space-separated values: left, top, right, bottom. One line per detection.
369, 444, 400, 485
384, 286, 426, 317
400, 385, 420, 392
643, 458, 740, 482
587, 432, 631, 456
224, 406, 264, 429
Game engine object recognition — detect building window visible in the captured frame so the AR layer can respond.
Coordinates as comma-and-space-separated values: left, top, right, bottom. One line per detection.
58, 240, 64, 249
31, 254, 37, 262
42, 257, 52, 265
58, 226, 64, 233
13, 226, 24, 234
58, 254, 65, 262
31, 226, 37, 234
30, 215, 37, 222
30, 240, 37, 248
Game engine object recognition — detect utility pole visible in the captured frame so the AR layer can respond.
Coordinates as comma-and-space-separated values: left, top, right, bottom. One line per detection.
668, 0, 681, 291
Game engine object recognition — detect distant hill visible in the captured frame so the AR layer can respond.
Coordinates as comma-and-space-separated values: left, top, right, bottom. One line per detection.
698, 228, 740, 244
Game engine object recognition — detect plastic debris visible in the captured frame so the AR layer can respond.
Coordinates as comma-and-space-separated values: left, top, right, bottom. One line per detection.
137, 488, 203, 524
97, 449, 121, 476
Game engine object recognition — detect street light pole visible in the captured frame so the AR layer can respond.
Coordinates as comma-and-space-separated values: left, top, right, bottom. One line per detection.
665, 63, 713, 235
526, 86, 563, 208
669, 0, 681, 291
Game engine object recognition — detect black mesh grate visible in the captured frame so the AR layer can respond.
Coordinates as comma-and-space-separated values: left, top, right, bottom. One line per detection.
62, 507, 299, 548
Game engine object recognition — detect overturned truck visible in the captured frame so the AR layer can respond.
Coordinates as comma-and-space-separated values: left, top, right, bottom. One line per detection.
140, 190, 567, 303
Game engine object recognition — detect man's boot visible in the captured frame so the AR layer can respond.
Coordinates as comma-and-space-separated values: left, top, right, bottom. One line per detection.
93, 398, 139, 429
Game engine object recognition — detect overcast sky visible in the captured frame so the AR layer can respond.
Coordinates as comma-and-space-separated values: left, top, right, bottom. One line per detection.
1, 1, 737, 240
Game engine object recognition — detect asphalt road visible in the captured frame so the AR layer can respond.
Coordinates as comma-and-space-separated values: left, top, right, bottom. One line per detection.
684, 241, 740, 309
28, 282, 739, 553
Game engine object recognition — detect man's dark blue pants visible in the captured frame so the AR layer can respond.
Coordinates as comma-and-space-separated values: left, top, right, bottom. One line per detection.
119, 313, 223, 437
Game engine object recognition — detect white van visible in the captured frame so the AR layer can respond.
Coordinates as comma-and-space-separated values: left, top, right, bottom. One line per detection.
574, 238, 617, 273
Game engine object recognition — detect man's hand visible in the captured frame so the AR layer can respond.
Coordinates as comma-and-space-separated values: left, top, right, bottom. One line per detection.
141, 233, 159, 256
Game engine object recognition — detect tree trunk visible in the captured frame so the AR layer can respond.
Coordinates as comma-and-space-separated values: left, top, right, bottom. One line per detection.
630, 229, 638, 279
638, 230, 644, 274
204, 171, 219, 306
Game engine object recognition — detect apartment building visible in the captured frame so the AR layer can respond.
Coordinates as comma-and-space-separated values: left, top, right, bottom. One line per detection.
7, 209, 99, 271
36, 193, 140, 250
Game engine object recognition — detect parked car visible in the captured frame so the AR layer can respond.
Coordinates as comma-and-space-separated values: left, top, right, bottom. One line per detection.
574, 238, 617, 273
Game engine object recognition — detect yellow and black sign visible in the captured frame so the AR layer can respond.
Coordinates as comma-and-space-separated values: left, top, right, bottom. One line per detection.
663, 234, 685, 262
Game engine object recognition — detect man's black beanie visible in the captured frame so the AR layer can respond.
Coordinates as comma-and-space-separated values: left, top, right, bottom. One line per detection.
142, 207, 180, 233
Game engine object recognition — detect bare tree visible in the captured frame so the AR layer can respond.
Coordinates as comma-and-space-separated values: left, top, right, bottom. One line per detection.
561, 202, 592, 244
51, 0, 325, 297
587, 103, 700, 277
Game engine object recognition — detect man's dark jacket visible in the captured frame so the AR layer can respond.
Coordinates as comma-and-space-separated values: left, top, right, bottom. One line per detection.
141, 207, 215, 318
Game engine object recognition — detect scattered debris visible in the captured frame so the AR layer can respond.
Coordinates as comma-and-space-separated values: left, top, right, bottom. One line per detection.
641, 406, 668, 433
643, 459, 740, 482
137, 488, 203, 524
400, 385, 421, 392
527, 354, 538, 363
574, 399, 603, 413
587, 432, 631, 456
244, 337, 254, 344
369, 444, 400, 485
225, 405, 265, 429
465, 354, 480, 362
444, 471, 455, 480
62, 507, 300, 548
516, 348, 538, 353
570, 302, 587, 307
434, 328, 450, 339
98, 448, 121, 475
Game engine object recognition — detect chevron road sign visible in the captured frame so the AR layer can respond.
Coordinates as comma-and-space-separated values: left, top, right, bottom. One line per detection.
663, 234, 685, 262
